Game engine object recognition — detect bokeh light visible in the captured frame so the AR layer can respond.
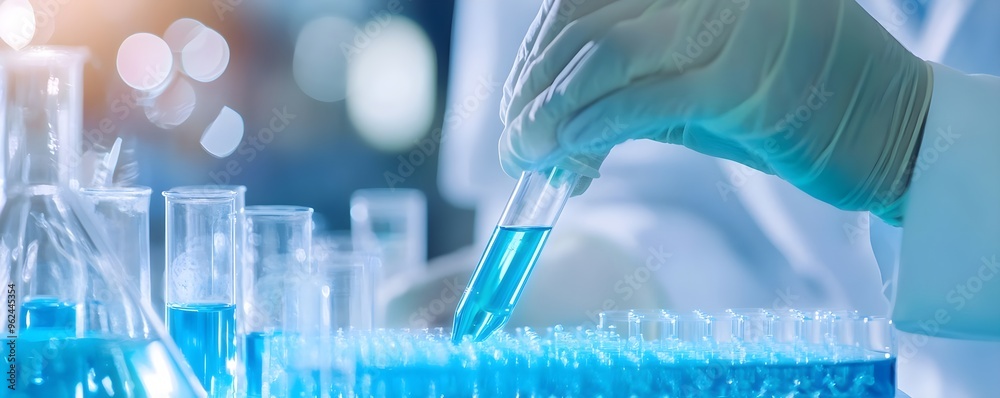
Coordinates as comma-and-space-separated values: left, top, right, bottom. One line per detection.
200, 106, 244, 158
293, 16, 356, 103
117, 33, 174, 91
144, 78, 197, 129
0, 0, 36, 50
180, 24, 230, 83
346, 17, 436, 153
163, 18, 205, 53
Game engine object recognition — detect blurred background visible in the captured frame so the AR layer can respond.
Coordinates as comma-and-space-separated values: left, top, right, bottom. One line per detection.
0, 0, 477, 311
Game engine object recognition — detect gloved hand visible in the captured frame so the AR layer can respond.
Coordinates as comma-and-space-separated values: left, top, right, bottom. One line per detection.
499, 0, 932, 224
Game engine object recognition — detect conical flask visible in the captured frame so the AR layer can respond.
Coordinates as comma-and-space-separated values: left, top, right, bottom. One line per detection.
0, 47, 206, 397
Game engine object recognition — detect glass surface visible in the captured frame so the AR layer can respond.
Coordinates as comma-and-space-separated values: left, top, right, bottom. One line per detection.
167, 303, 238, 397
241, 205, 313, 397
163, 187, 237, 397
243, 320, 896, 397
350, 188, 426, 280
452, 167, 578, 342
0, 46, 205, 397
79, 186, 153, 308
452, 226, 551, 342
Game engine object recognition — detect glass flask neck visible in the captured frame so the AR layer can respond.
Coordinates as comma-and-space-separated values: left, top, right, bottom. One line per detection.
3, 47, 87, 189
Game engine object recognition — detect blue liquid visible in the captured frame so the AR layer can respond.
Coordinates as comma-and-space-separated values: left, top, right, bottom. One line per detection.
353, 359, 895, 397
20, 297, 77, 336
349, 330, 897, 397
167, 303, 237, 397
453, 226, 552, 342
244, 331, 281, 397
6, 299, 203, 396
245, 332, 352, 397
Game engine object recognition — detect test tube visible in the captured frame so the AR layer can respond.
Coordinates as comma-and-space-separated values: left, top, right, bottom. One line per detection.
311, 233, 378, 331
284, 230, 368, 396
79, 186, 153, 308
242, 205, 313, 398
164, 187, 238, 397
350, 188, 426, 278
452, 167, 581, 342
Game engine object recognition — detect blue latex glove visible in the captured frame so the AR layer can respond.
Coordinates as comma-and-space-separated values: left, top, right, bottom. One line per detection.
498, 0, 932, 223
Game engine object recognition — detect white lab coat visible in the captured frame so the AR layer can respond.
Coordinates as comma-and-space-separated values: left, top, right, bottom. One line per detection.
435, 0, 1000, 396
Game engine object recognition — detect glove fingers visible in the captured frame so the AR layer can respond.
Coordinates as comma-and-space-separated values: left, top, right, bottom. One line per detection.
501, 0, 556, 122
557, 73, 772, 174
503, 0, 659, 126
558, 73, 732, 152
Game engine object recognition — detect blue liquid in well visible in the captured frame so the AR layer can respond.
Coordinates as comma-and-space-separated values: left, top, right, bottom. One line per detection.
167, 303, 237, 397
5, 299, 203, 397
349, 330, 897, 397
453, 226, 551, 341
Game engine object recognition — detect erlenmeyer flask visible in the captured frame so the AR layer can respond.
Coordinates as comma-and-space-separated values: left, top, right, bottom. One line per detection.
0, 47, 206, 397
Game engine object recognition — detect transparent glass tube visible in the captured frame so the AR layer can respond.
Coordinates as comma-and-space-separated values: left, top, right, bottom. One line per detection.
350, 188, 426, 278
163, 187, 238, 397
173, 186, 246, 316
452, 167, 580, 342
79, 186, 152, 308
242, 205, 313, 398
312, 233, 378, 331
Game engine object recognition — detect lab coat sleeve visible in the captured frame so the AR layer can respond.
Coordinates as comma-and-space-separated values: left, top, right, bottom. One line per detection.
890, 62, 1000, 340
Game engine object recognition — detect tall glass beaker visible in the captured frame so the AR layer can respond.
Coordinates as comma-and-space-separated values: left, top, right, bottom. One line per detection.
0, 47, 206, 397
163, 187, 238, 397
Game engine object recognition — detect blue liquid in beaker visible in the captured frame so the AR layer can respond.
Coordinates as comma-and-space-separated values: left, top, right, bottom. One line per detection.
20, 297, 76, 333
7, 299, 203, 397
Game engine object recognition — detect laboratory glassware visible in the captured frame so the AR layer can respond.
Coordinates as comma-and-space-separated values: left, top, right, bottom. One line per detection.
284, 232, 362, 397
312, 233, 378, 331
351, 309, 896, 396
350, 188, 426, 278
452, 166, 581, 342
0, 46, 206, 397
79, 186, 153, 308
164, 187, 238, 397
173, 186, 246, 329
241, 205, 313, 397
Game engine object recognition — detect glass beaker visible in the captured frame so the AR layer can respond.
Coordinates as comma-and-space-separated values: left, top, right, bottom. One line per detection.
163, 187, 238, 397
0, 47, 205, 397
79, 186, 153, 309
241, 205, 313, 397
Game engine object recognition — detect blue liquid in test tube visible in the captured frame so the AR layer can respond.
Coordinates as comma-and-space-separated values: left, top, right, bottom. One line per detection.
164, 188, 239, 397
453, 167, 581, 342
242, 206, 314, 397
167, 303, 238, 394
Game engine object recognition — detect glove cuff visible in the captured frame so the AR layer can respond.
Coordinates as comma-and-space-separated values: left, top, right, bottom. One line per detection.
870, 61, 934, 226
